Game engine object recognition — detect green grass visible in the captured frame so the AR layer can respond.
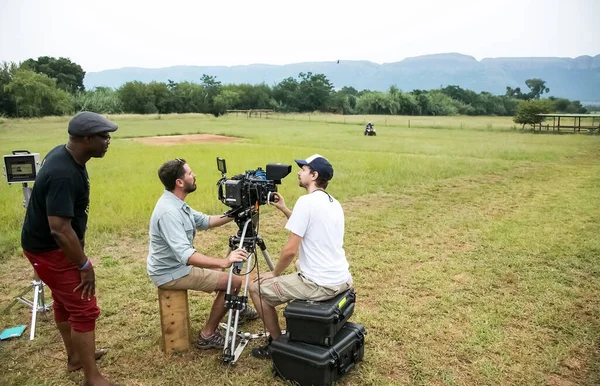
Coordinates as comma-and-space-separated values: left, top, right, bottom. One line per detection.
0, 114, 598, 385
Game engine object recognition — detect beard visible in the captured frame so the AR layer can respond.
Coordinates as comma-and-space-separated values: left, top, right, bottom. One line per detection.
184, 180, 197, 193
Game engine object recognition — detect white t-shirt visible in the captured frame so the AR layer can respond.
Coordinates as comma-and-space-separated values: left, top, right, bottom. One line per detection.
285, 190, 351, 286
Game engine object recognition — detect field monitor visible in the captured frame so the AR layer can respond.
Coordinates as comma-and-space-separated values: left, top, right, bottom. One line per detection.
3, 150, 41, 184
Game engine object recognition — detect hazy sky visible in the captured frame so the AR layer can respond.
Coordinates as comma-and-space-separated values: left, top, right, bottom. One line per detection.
1, 0, 599, 72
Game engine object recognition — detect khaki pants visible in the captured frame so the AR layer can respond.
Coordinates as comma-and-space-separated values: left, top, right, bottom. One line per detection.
158, 267, 220, 293
257, 272, 353, 307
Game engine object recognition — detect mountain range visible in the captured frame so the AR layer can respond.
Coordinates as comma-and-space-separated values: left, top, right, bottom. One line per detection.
84, 53, 600, 102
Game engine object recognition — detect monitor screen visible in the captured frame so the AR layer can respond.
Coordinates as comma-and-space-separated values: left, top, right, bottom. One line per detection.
11, 163, 33, 175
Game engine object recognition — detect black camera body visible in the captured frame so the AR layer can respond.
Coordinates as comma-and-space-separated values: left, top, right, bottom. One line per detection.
217, 158, 291, 212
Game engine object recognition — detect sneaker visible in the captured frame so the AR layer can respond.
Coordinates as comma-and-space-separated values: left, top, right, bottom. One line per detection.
195, 331, 226, 350
251, 343, 272, 359
238, 305, 260, 324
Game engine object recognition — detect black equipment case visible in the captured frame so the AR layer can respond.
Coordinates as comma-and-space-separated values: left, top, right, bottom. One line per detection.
283, 288, 356, 346
271, 322, 366, 386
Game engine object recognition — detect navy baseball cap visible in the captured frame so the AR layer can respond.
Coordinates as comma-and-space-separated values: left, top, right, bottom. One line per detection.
294, 154, 334, 180
68, 111, 118, 136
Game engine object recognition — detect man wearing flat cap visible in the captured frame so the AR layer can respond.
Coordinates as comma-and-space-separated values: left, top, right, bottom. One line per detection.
248, 154, 353, 359
21, 111, 118, 385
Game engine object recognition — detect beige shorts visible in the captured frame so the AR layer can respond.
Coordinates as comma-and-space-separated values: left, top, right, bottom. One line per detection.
258, 272, 353, 307
158, 267, 220, 293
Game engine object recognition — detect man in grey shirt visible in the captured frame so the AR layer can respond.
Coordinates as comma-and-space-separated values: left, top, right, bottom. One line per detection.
147, 158, 258, 350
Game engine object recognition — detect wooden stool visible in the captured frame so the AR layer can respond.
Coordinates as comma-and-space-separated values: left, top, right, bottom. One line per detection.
158, 288, 191, 353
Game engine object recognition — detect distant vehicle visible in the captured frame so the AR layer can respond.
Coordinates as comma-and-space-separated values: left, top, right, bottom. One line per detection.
364, 123, 376, 136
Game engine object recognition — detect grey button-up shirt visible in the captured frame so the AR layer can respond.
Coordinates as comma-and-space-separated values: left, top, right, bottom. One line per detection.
147, 190, 210, 286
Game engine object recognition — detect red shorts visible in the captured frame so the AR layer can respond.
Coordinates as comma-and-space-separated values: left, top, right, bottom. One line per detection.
24, 249, 100, 333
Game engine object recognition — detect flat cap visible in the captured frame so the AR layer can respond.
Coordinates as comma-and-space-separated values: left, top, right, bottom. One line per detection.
68, 111, 118, 136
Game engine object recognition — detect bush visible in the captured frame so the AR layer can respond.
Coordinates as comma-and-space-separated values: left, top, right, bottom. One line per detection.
428, 91, 458, 116
73, 87, 123, 114
513, 99, 554, 128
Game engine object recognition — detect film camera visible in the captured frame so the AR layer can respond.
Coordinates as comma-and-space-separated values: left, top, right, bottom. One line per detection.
216, 157, 291, 217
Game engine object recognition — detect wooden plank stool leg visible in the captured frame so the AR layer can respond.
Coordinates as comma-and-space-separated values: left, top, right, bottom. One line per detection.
158, 288, 191, 353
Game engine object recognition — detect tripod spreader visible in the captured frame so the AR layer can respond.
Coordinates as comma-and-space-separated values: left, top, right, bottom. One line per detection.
224, 293, 247, 311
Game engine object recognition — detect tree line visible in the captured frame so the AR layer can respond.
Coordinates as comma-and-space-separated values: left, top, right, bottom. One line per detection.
0, 57, 588, 121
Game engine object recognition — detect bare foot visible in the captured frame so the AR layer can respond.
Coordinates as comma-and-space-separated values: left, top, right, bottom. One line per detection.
82, 374, 113, 386
67, 348, 109, 372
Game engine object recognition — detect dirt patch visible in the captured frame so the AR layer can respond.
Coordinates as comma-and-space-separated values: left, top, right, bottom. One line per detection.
132, 134, 240, 145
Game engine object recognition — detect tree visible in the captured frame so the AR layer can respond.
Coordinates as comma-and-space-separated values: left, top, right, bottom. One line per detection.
200, 74, 222, 115
355, 91, 389, 114
337, 86, 359, 111
502, 97, 520, 116
147, 82, 176, 114
213, 90, 241, 115
477, 92, 507, 116
329, 90, 353, 114
272, 77, 300, 112
427, 91, 458, 116
0, 61, 18, 117
118, 81, 155, 114
340, 86, 359, 96
386, 86, 420, 115
524, 78, 549, 99
297, 72, 334, 112
396, 92, 420, 115
411, 89, 431, 115
4, 69, 72, 117
440, 85, 478, 106
171, 81, 205, 113
224, 83, 272, 110
513, 99, 553, 129
21, 56, 85, 93
506, 79, 550, 101
505, 86, 525, 100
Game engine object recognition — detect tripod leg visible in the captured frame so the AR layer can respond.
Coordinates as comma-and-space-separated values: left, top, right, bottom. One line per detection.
39, 281, 46, 310
222, 218, 255, 364
2, 285, 32, 313
30, 283, 40, 340
223, 252, 235, 359
229, 251, 253, 363
260, 249, 275, 271
256, 237, 275, 271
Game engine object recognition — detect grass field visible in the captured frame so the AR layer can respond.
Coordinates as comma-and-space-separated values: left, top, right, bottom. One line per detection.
0, 114, 599, 386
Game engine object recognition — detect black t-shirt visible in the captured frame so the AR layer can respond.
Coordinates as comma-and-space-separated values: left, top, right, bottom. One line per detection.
21, 145, 90, 253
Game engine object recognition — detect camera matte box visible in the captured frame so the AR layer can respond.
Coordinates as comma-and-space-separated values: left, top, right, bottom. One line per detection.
271, 322, 366, 386
283, 288, 355, 347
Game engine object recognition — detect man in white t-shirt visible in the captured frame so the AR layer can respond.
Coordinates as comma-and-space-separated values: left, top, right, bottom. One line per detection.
248, 154, 353, 359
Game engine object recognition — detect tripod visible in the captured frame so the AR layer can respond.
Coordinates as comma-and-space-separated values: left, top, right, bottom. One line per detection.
3, 272, 52, 340
220, 211, 276, 364
2, 183, 53, 341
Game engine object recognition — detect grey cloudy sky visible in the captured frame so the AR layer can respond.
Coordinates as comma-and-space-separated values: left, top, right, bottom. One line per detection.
1, 0, 599, 72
